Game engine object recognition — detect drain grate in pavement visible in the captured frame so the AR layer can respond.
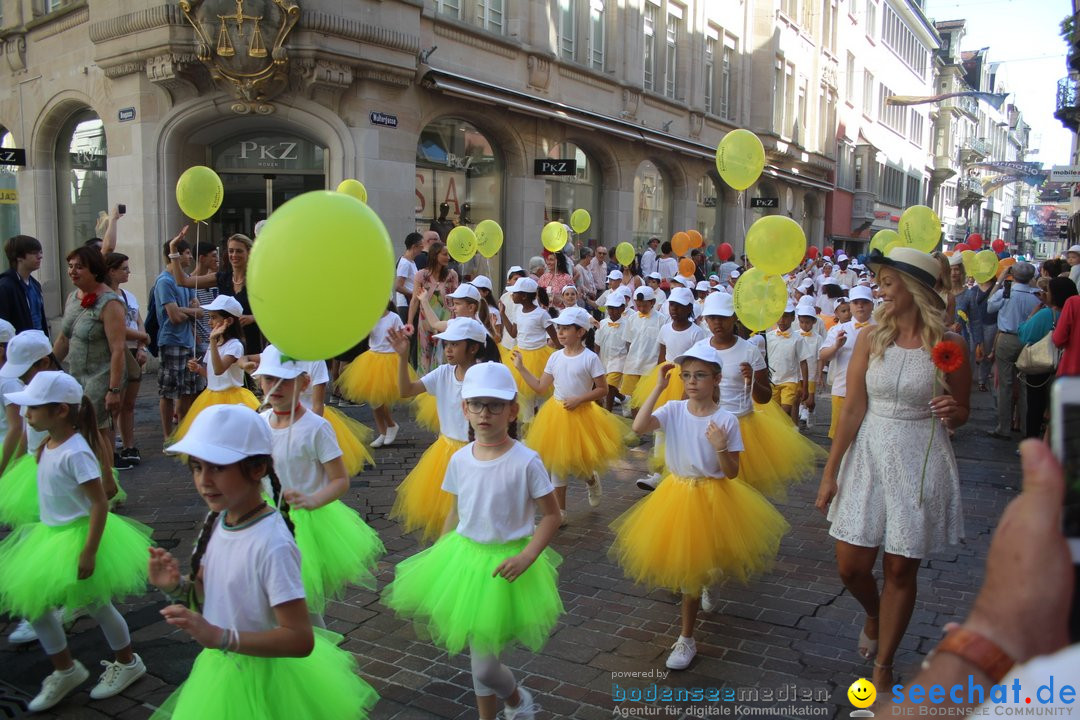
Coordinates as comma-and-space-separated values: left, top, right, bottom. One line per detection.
0, 682, 27, 718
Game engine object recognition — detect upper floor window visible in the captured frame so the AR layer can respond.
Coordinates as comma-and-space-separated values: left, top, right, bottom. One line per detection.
719, 39, 735, 121
435, 0, 461, 20
559, 0, 577, 61
664, 4, 683, 99
704, 34, 716, 115
862, 70, 874, 117
588, 0, 605, 70
643, 3, 657, 91
881, 3, 928, 79
476, 0, 504, 33
864, 0, 877, 39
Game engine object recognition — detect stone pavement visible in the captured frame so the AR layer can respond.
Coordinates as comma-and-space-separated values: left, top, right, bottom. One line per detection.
0, 377, 1022, 720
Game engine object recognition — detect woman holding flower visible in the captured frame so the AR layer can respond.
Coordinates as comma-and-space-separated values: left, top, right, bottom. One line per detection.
815, 247, 970, 691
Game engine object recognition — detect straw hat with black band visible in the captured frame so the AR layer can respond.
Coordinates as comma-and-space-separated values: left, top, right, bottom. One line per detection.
867, 247, 945, 309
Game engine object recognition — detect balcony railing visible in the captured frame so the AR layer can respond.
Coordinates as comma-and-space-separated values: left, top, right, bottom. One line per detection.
1055, 77, 1080, 132
958, 176, 983, 196
963, 137, 991, 157
941, 94, 979, 117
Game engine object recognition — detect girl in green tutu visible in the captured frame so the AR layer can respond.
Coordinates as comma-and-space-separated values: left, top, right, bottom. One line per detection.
153, 404, 377, 719
383, 362, 563, 720
0, 371, 151, 712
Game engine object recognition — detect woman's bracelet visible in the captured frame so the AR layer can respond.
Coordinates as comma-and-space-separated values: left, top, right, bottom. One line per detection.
160, 577, 191, 604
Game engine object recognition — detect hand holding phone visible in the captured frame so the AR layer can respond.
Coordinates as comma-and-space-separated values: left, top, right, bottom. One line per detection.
118, 203, 126, 216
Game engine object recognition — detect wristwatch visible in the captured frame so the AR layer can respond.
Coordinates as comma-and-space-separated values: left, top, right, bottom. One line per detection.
107, 387, 122, 394
922, 627, 1015, 683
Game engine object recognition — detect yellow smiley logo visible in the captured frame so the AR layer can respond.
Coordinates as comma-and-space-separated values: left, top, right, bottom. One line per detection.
848, 678, 876, 708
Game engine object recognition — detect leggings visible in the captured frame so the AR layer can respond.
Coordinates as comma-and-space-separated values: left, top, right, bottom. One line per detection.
471, 649, 516, 698
31, 603, 130, 656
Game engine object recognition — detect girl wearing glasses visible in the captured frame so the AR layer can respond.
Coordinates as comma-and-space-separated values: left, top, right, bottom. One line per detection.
611, 344, 787, 672
383, 362, 562, 720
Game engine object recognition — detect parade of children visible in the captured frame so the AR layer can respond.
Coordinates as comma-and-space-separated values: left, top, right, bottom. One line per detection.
1, 192, 1063, 720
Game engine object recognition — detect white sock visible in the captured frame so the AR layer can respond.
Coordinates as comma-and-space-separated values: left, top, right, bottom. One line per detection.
678, 635, 695, 645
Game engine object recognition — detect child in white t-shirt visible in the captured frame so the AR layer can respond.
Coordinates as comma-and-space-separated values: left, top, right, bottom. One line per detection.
337, 303, 411, 447
595, 294, 629, 412
252, 346, 383, 625
795, 300, 824, 429
501, 277, 559, 422
619, 287, 666, 413
764, 304, 808, 421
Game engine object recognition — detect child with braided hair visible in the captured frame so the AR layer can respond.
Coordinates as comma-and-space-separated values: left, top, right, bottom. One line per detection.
151, 404, 377, 719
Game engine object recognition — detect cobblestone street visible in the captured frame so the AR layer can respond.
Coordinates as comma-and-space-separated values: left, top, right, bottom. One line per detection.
0, 377, 1020, 720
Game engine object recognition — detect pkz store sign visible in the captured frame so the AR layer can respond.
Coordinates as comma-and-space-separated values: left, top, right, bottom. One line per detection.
534, 159, 577, 176
214, 136, 325, 173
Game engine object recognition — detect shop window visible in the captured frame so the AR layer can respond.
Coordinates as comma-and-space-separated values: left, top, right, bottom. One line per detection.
55, 110, 107, 295
632, 160, 669, 248
541, 141, 600, 244
0, 127, 19, 239
696, 174, 723, 245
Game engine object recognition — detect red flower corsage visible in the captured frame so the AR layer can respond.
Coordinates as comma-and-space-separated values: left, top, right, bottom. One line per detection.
931, 340, 965, 374
80, 293, 98, 309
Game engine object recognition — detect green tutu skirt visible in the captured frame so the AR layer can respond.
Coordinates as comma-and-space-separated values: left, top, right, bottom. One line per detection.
0, 454, 38, 527
292, 501, 384, 613
382, 531, 563, 655
0, 514, 152, 620
152, 628, 378, 719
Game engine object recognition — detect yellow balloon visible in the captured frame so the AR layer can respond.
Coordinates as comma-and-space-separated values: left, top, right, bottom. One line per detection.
475, 219, 503, 258
541, 221, 568, 252
615, 242, 635, 267
249, 191, 393, 360
176, 166, 224, 221
570, 209, 591, 234
884, 240, 903, 256
715, 129, 766, 191
961, 249, 978, 277
898, 205, 941, 253
336, 179, 367, 204
733, 268, 788, 332
870, 229, 899, 255
447, 226, 478, 263
745, 215, 806, 276
971, 249, 999, 283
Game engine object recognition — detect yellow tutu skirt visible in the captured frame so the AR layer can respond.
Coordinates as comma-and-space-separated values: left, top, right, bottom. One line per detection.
412, 393, 440, 434
735, 402, 827, 500
525, 398, 626, 478
171, 386, 260, 443
323, 406, 375, 476
389, 435, 467, 542
506, 346, 554, 404
337, 351, 415, 407
609, 474, 789, 592
630, 364, 685, 410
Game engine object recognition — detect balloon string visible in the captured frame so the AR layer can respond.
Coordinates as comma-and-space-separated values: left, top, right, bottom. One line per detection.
738, 192, 747, 244
193, 220, 199, 357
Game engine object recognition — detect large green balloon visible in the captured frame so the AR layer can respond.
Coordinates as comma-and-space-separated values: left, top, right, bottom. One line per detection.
733, 267, 787, 332
745, 215, 806, 276
614, 242, 635, 267
249, 191, 394, 360
176, 166, 224, 221
898, 205, 942, 253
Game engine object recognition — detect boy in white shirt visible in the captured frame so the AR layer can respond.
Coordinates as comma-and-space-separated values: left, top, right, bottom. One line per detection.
619, 287, 665, 418
795, 298, 824, 429
595, 294, 629, 412
764, 302, 807, 422
818, 285, 875, 439
644, 273, 668, 311
595, 270, 625, 309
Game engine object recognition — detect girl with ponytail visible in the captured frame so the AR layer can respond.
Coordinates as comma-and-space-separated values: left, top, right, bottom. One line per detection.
152, 403, 377, 719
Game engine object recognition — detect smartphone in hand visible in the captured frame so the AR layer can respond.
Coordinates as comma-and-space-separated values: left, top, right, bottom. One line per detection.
118, 204, 126, 215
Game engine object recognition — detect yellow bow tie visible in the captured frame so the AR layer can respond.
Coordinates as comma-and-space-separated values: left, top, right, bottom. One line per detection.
775, 330, 790, 338
607, 322, 620, 327
800, 331, 813, 337
854, 321, 870, 329
637, 312, 650, 319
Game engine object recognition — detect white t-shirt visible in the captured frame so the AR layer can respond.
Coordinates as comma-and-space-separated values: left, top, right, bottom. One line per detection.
595, 320, 628, 375
0, 376, 21, 440
659, 322, 707, 363
544, 348, 605, 401
798, 330, 824, 382
201, 511, 306, 633
621, 311, 665, 376
3, 376, 47, 451
37, 433, 101, 526
765, 330, 805, 385
746, 333, 766, 357
640, 249, 658, 277
395, 256, 417, 308
515, 307, 553, 350
298, 360, 330, 409
692, 337, 766, 417
653, 401, 745, 479
262, 409, 343, 497
369, 312, 403, 354
420, 363, 470, 442
205, 338, 246, 391
657, 257, 678, 281
442, 441, 554, 543
498, 292, 518, 350
120, 289, 141, 350
822, 320, 874, 398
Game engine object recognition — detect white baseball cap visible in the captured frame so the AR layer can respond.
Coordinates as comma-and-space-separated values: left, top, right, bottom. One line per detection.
509, 277, 539, 294
702, 292, 735, 317
948, 253, 963, 267
849, 286, 875, 303
433, 317, 488, 343
784, 301, 797, 313
633, 287, 656, 302
607, 270, 624, 281
709, 274, 720, 282
667, 287, 695, 307
837, 253, 849, 262
647, 271, 662, 281
461, 361, 517, 400
0, 330, 53, 378
448, 284, 481, 303
676, 277, 696, 289
798, 278, 814, 290
6, 370, 83, 407
605, 293, 627, 308
552, 306, 593, 328
695, 281, 711, 292
0, 319, 14, 344
251, 344, 306, 380
729, 270, 741, 280
166, 404, 272, 465
201, 295, 244, 317
672, 342, 723, 368
470, 275, 493, 292
795, 298, 818, 318
506, 265, 525, 280
1067, 245, 1080, 254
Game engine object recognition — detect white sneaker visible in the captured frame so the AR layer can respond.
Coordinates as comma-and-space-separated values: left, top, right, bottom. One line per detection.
587, 473, 603, 507
27, 661, 89, 712
636, 473, 661, 492
382, 424, 400, 446
620, 402, 631, 418
89, 654, 147, 700
499, 686, 540, 720
370, 434, 385, 448
700, 588, 718, 613
559, 510, 568, 528
665, 637, 697, 671
8, 618, 37, 644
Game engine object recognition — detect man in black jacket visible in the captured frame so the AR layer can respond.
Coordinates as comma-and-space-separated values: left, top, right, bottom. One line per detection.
0, 235, 48, 335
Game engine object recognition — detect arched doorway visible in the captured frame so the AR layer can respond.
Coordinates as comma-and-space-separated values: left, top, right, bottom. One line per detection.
632, 159, 670, 248
0, 127, 19, 240
55, 109, 107, 297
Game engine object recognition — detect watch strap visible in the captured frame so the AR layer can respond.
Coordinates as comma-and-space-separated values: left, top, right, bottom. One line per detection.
928, 627, 1015, 683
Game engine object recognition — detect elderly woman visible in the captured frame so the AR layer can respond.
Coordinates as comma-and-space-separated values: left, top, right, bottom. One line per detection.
52, 247, 128, 459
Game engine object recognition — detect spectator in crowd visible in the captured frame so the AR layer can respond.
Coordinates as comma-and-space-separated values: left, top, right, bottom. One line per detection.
1053, 287, 1080, 378
955, 270, 999, 393
575, 247, 597, 298
640, 237, 660, 277
1067, 244, 1080, 290
589, 245, 614, 291
414, 230, 440, 271
987, 262, 1041, 439
527, 255, 546, 282
1019, 278, 1077, 438
395, 232, 423, 365
408, 241, 459, 374
539, 250, 575, 309
105, 252, 151, 467
690, 248, 707, 282
154, 239, 205, 440
0, 235, 48, 335
656, 241, 678, 280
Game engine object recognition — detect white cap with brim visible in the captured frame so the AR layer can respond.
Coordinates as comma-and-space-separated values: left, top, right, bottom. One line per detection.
702, 292, 735, 317
509, 277, 539, 294
795, 298, 818, 318
607, 270, 624, 281
849, 286, 875, 303
552, 306, 593, 328
673, 342, 723, 368
605, 294, 627, 308
166, 404, 272, 465
0, 318, 14, 344
433, 317, 488, 343
462, 361, 517, 400
5, 370, 82, 407
784, 301, 797, 313
667, 287, 695, 307
695, 281, 710, 292
633, 287, 656, 302
647, 272, 662, 281
251, 344, 306, 380
948, 253, 963, 267
868, 247, 944, 308
470, 275, 493, 292
201, 295, 244, 317
730, 270, 741, 279
448, 284, 481, 302
506, 265, 525, 280
0, 330, 53, 378
1068, 245, 1080, 254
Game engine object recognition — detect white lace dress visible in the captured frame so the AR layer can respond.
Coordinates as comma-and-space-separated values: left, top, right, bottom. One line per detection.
827, 345, 964, 558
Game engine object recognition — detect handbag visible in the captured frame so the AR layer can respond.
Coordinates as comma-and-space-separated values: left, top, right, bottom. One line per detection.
1016, 311, 1059, 376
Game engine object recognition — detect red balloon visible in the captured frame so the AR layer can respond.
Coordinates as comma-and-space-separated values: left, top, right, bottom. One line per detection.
718, 242, 734, 261
807, 245, 820, 259
955, 243, 971, 253
966, 233, 983, 248
991, 238, 1005, 252
822, 247, 834, 257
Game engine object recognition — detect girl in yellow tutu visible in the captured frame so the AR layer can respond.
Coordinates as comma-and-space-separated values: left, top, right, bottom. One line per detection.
514, 306, 625, 523
172, 296, 258, 443
336, 301, 411, 447
388, 317, 500, 542
499, 277, 558, 423
611, 345, 788, 672
698, 293, 826, 500
382, 362, 561, 720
